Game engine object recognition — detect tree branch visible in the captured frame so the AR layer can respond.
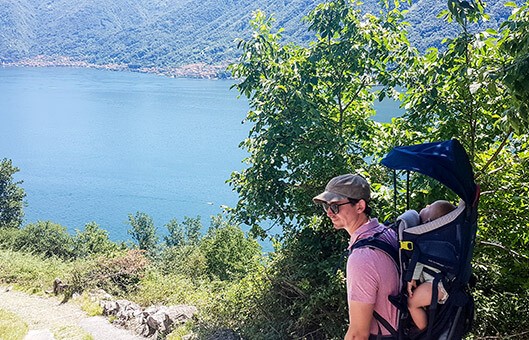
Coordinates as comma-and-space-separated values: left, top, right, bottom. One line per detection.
475, 128, 513, 180
479, 240, 529, 260
475, 330, 529, 339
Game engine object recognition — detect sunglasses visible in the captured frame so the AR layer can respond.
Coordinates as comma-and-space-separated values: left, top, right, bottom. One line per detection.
322, 199, 359, 214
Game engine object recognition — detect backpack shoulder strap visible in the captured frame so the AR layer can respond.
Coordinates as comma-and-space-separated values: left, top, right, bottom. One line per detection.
350, 233, 400, 339
350, 236, 399, 269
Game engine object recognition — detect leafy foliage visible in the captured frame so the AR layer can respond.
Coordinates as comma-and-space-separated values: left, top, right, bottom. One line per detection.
15, 221, 75, 260
229, 2, 411, 236
200, 218, 261, 281
68, 249, 150, 295
0, 248, 69, 292
159, 244, 208, 280
237, 219, 348, 339
497, 1, 529, 134
73, 222, 119, 258
228, 0, 529, 338
127, 211, 159, 254
163, 216, 202, 247
0, 158, 25, 229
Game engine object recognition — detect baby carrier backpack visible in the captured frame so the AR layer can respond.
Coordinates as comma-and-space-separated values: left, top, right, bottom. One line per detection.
350, 139, 479, 340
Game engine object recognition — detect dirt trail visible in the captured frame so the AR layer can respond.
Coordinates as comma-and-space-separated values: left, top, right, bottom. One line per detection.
0, 286, 145, 340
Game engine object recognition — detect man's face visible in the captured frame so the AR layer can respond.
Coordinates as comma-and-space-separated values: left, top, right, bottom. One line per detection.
325, 199, 360, 230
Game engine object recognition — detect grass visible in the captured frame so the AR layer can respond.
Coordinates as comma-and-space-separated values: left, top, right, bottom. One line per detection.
53, 325, 93, 340
73, 292, 103, 317
166, 321, 195, 339
0, 249, 69, 293
0, 309, 28, 340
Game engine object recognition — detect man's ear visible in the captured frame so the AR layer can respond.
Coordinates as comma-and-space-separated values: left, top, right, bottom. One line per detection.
357, 199, 367, 213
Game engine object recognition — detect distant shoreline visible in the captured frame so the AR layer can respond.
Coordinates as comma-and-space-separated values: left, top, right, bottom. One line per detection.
1, 55, 231, 79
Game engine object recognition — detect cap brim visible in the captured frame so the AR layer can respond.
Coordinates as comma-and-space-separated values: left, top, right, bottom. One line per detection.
312, 191, 348, 204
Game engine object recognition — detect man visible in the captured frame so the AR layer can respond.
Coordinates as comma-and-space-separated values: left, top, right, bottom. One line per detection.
313, 174, 399, 340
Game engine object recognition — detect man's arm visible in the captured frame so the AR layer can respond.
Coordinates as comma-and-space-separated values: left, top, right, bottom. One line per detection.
344, 300, 374, 340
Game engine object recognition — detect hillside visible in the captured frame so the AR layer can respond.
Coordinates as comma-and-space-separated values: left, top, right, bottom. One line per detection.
0, 0, 517, 77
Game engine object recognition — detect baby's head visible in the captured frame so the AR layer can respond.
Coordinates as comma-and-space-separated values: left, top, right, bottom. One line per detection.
419, 200, 456, 223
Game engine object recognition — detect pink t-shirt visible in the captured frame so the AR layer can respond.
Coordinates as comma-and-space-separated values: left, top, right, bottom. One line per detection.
347, 218, 399, 336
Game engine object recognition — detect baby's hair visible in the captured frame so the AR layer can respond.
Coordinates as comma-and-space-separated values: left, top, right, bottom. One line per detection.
430, 200, 456, 221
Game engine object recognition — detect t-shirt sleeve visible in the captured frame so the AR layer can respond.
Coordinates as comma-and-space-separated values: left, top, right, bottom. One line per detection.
346, 248, 380, 304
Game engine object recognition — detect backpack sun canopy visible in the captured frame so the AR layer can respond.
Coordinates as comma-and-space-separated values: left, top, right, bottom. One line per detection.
380, 139, 477, 205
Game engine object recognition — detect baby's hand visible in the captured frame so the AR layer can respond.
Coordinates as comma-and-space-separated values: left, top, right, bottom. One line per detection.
407, 280, 417, 297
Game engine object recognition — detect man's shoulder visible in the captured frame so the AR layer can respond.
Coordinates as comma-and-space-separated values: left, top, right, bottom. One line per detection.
365, 223, 398, 246
350, 226, 398, 267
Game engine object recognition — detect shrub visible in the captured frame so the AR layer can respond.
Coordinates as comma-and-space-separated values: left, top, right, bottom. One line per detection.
200, 222, 261, 281
0, 249, 69, 293
73, 222, 119, 258
159, 244, 207, 280
64, 249, 150, 297
197, 267, 268, 338
471, 245, 529, 338
472, 289, 529, 338
15, 221, 74, 259
90, 249, 149, 295
129, 270, 206, 307
0, 227, 23, 249
227, 219, 348, 339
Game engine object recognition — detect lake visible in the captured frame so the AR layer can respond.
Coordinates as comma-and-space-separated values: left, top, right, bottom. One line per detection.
0, 67, 402, 243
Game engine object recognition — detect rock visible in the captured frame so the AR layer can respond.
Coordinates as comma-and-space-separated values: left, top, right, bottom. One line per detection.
100, 299, 198, 338
88, 288, 112, 301
166, 305, 198, 324
52, 277, 69, 295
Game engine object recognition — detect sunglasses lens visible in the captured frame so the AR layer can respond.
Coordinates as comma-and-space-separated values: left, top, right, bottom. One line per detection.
322, 203, 339, 214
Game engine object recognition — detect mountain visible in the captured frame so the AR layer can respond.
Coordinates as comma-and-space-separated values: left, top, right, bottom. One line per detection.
0, 0, 517, 77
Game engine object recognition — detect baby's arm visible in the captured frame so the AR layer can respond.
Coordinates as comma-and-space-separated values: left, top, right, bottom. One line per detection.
407, 280, 417, 297
408, 262, 425, 297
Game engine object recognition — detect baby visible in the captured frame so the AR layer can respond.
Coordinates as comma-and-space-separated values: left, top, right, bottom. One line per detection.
407, 200, 456, 331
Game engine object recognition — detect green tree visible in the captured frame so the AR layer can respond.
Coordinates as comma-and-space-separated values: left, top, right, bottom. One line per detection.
164, 218, 185, 247
73, 222, 118, 257
183, 216, 202, 246
16, 221, 74, 259
228, 1, 412, 237
164, 216, 203, 247
200, 216, 261, 281
127, 212, 158, 254
0, 159, 25, 229
379, 1, 529, 336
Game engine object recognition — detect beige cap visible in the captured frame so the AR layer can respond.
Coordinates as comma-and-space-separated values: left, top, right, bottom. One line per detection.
313, 174, 371, 203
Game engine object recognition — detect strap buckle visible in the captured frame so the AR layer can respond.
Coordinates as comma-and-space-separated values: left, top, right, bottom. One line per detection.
400, 241, 413, 251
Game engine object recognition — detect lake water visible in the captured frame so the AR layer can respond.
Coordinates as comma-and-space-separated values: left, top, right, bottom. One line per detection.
0, 67, 402, 243
1, 67, 250, 241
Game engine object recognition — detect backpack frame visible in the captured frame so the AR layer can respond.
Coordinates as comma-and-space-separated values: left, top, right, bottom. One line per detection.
354, 139, 480, 340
